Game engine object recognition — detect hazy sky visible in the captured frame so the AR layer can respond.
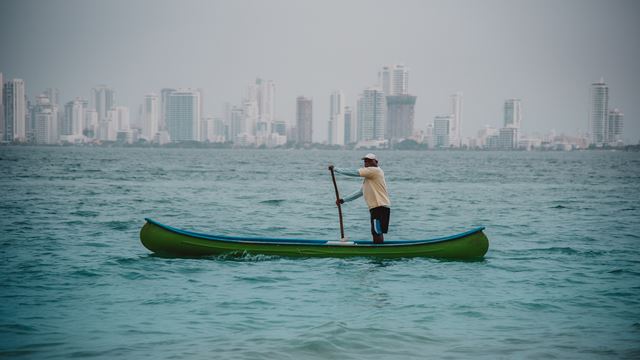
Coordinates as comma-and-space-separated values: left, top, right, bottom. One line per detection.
1, 0, 639, 143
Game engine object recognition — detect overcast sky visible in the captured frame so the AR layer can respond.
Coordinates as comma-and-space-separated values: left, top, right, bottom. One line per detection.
1, 0, 639, 143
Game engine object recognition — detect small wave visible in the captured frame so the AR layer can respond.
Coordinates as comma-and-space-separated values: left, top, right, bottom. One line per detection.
71, 210, 99, 217
550, 204, 568, 209
104, 220, 132, 231
259, 199, 285, 205
0, 323, 38, 334
70, 269, 101, 278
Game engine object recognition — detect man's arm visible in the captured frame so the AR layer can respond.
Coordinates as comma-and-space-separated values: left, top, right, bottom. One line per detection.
333, 167, 361, 177
341, 188, 363, 203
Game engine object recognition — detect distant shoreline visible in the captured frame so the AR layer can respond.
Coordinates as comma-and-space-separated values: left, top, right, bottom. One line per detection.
1, 142, 639, 152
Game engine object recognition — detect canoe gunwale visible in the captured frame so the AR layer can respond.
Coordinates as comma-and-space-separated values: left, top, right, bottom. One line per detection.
143, 218, 486, 247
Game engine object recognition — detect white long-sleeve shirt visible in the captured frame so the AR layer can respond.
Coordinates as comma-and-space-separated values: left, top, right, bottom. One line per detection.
334, 167, 390, 209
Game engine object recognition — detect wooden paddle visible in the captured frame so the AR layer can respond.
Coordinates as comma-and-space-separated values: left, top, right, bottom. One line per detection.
328, 165, 345, 240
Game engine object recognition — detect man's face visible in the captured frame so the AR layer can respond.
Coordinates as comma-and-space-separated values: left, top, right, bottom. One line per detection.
364, 158, 376, 167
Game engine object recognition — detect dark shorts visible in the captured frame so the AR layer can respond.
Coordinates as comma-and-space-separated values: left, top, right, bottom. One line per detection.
370, 206, 390, 236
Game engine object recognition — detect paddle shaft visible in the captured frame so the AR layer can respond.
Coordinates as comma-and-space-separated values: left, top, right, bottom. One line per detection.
329, 167, 345, 239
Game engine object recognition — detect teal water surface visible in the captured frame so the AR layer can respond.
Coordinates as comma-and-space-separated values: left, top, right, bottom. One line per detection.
1, 147, 639, 359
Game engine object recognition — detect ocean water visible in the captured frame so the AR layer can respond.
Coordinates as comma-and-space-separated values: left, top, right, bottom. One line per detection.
1, 146, 639, 359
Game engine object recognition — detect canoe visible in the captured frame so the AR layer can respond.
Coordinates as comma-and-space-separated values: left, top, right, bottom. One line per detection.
140, 218, 489, 259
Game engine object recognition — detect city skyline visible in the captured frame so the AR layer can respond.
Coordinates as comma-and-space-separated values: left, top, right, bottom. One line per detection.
1, 0, 639, 143
0, 70, 630, 150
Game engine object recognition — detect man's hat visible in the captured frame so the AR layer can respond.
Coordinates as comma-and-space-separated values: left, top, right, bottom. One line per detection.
362, 153, 377, 161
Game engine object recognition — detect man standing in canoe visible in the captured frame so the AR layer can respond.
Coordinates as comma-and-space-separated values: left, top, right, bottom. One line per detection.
329, 153, 390, 244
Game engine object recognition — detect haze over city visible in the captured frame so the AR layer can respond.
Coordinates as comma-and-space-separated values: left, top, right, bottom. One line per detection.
1, 0, 639, 144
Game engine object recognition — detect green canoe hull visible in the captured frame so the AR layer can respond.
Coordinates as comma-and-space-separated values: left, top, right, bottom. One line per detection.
140, 219, 489, 259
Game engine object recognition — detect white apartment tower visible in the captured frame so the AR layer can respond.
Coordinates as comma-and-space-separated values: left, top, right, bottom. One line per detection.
590, 79, 609, 146
357, 87, 386, 141
450, 92, 463, 147
34, 95, 58, 144
142, 93, 159, 141
608, 109, 624, 145
160, 88, 176, 130
379, 64, 409, 96
245, 78, 275, 136
328, 90, 346, 145
165, 89, 201, 142
0, 72, 4, 140
3, 79, 26, 142
62, 98, 86, 137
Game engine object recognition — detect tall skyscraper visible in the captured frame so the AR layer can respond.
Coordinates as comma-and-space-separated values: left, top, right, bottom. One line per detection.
433, 115, 451, 148
34, 95, 58, 144
85, 109, 98, 137
165, 89, 201, 142
450, 93, 463, 147
3, 78, 26, 142
504, 99, 522, 129
328, 90, 345, 145
0, 72, 4, 140
110, 106, 130, 131
590, 79, 609, 146
296, 96, 313, 144
63, 98, 86, 137
245, 78, 276, 136
229, 106, 245, 142
379, 64, 409, 96
160, 88, 176, 131
608, 108, 624, 144
257, 78, 275, 124
142, 93, 159, 141
91, 85, 116, 121
357, 87, 386, 141
343, 107, 354, 145
386, 94, 417, 140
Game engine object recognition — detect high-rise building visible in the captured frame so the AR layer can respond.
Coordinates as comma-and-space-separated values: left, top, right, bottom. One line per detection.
343, 107, 354, 144
504, 99, 522, 129
142, 93, 159, 141
213, 118, 226, 142
229, 106, 245, 142
257, 78, 275, 124
63, 98, 87, 137
85, 109, 98, 138
110, 106, 130, 131
34, 94, 58, 144
498, 127, 519, 149
386, 94, 417, 140
0, 72, 3, 140
3, 79, 26, 142
91, 85, 116, 121
379, 64, 409, 96
296, 96, 313, 144
160, 88, 176, 131
328, 90, 345, 145
165, 89, 201, 142
200, 117, 214, 142
433, 115, 451, 148
450, 93, 463, 147
357, 87, 386, 141
608, 108, 624, 145
245, 78, 276, 136
589, 79, 609, 146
